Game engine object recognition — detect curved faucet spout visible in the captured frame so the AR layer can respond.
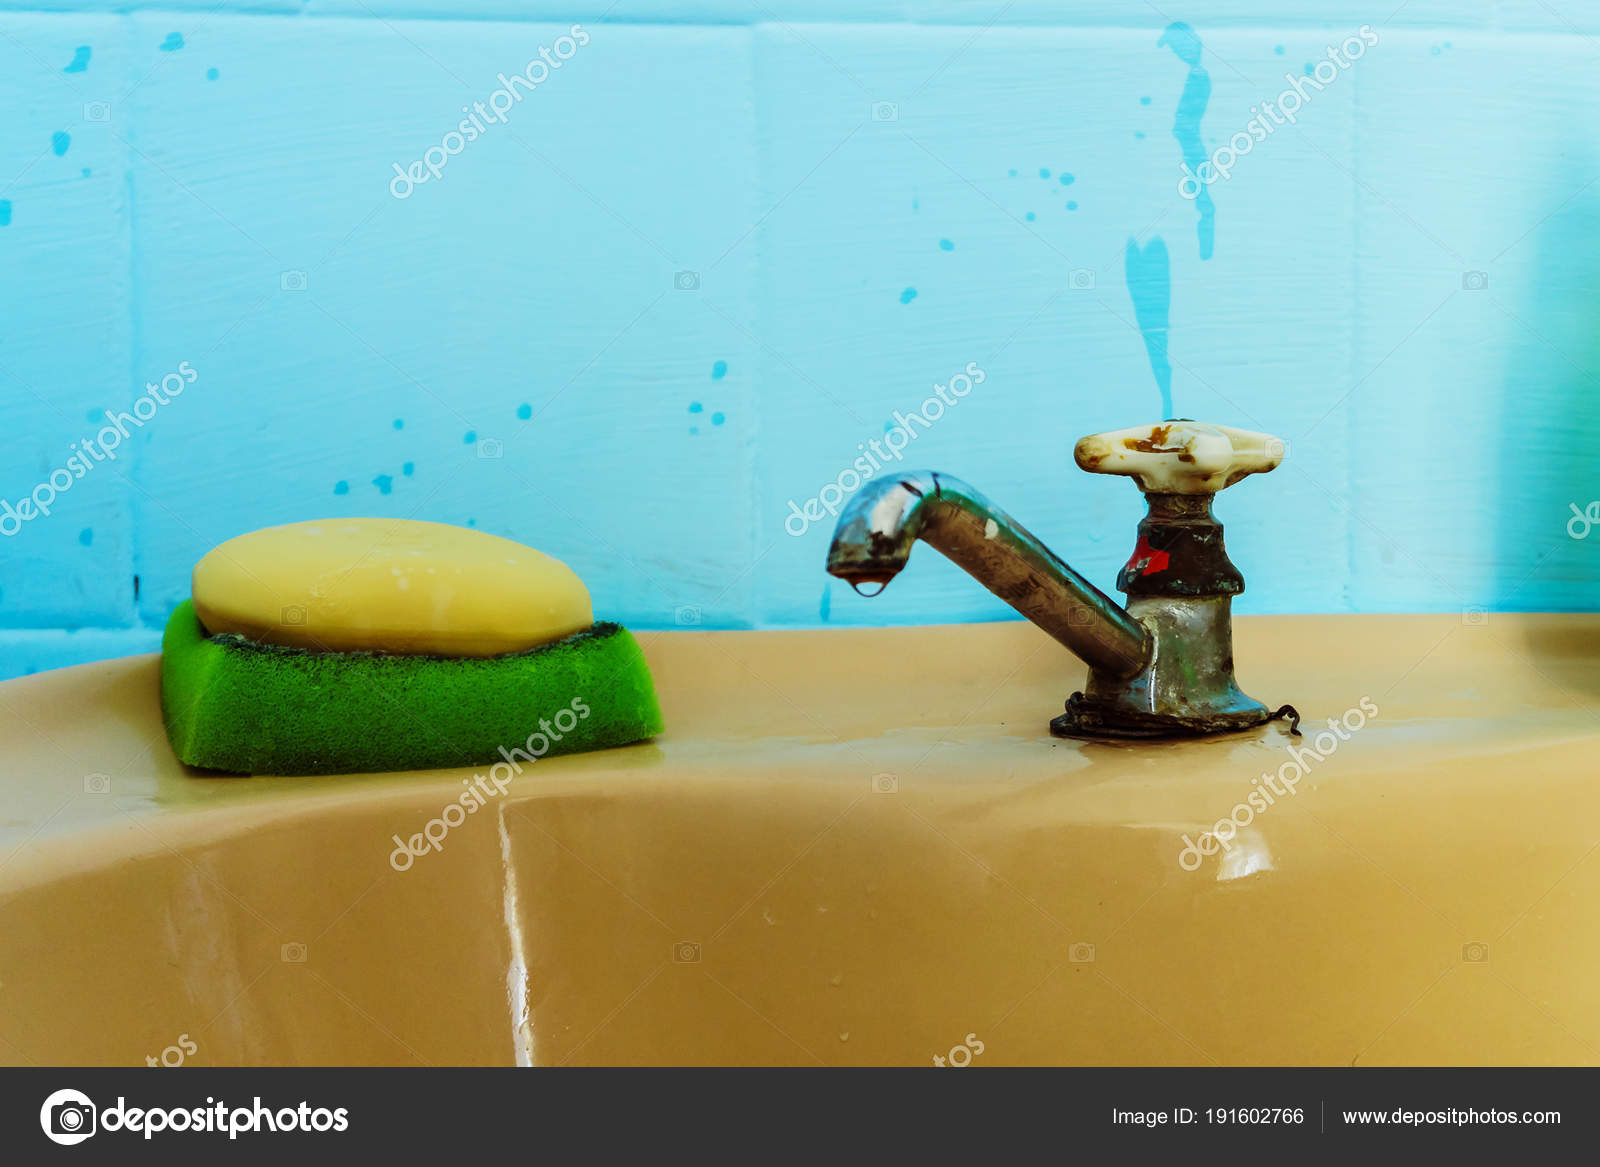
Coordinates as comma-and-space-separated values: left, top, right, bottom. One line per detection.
825, 471, 1151, 680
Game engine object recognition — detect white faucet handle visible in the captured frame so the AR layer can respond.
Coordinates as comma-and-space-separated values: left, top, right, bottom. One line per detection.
1074, 420, 1285, 494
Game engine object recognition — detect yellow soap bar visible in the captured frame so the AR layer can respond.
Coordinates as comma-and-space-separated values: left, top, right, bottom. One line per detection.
191, 519, 594, 657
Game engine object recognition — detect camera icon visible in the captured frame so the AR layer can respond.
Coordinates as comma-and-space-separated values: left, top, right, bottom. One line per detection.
476, 438, 504, 460
82, 101, 110, 123
280, 604, 307, 626
280, 270, 307, 292
673, 941, 701, 963
1069, 942, 1096, 963
674, 270, 700, 291
1461, 607, 1489, 627
281, 942, 308, 963
871, 101, 899, 122
674, 604, 701, 626
42, 1090, 97, 1145
1462, 942, 1489, 963
1462, 270, 1489, 291
1069, 269, 1096, 290
871, 772, 898, 794
83, 772, 111, 794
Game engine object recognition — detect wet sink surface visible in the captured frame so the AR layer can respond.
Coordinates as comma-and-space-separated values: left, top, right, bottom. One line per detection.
1, 614, 1598, 1065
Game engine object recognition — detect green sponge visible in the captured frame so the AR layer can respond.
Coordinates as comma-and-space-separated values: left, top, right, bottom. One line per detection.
161, 599, 663, 775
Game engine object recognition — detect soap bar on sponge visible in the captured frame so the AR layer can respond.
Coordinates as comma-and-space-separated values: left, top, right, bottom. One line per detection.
162, 600, 663, 775
162, 518, 662, 775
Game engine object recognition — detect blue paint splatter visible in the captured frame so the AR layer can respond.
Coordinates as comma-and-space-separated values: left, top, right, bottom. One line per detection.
1067, 200, 1078, 210
78, 528, 93, 546
712, 412, 725, 426
80, 168, 90, 178
1134, 131, 1146, 140
899, 286, 918, 304
1024, 211, 1035, 221
0, 201, 12, 227
1159, 22, 1215, 260
1139, 96, 1152, 105
938, 238, 953, 251
688, 402, 703, 414
206, 67, 219, 80
1038, 168, 1050, 179
1429, 45, 1441, 56
466, 518, 476, 527
402, 461, 414, 476
463, 430, 476, 443
159, 33, 184, 52
1059, 173, 1075, 186
1274, 44, 1285, 55
1007, 168, 1017, 177
373, 474, 393, 495
912, 197, 919, 211
64, 46, 90, 73
819, 581, 832, 621
1303, 62, 1314, 76
516, 402, 532, 418
710, 360, 727, 379
690, 426, 699, 435
1125, 237, 1173, 416
333, 480, 350, 495
392, 418, 403, 429
85, 408, 100, 422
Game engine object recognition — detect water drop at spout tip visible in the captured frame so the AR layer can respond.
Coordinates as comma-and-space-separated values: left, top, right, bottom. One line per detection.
848, 580, 888, 598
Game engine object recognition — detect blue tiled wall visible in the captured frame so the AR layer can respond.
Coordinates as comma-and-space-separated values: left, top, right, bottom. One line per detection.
1, 2, 1596, 679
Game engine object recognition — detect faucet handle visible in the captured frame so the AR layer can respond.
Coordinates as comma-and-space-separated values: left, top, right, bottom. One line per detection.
1074, 420, 1284, 494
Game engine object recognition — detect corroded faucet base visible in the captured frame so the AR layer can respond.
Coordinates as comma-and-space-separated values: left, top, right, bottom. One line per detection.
1049, 691, 1271, 740
1047, 593, 1272, 740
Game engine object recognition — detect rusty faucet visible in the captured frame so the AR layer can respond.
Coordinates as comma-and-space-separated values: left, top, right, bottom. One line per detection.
824, 420, 1286, 738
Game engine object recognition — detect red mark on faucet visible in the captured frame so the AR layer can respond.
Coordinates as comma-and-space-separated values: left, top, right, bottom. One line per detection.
1125, 535, 1170, 576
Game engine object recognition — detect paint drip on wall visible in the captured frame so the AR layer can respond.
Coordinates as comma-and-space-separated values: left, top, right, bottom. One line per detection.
1159, 22, 1214, 261
1121, 22, 1213, 418
1124, 237, 1172, 417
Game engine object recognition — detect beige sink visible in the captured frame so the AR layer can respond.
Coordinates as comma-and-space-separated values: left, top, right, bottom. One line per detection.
1, 614, 1597, 1066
